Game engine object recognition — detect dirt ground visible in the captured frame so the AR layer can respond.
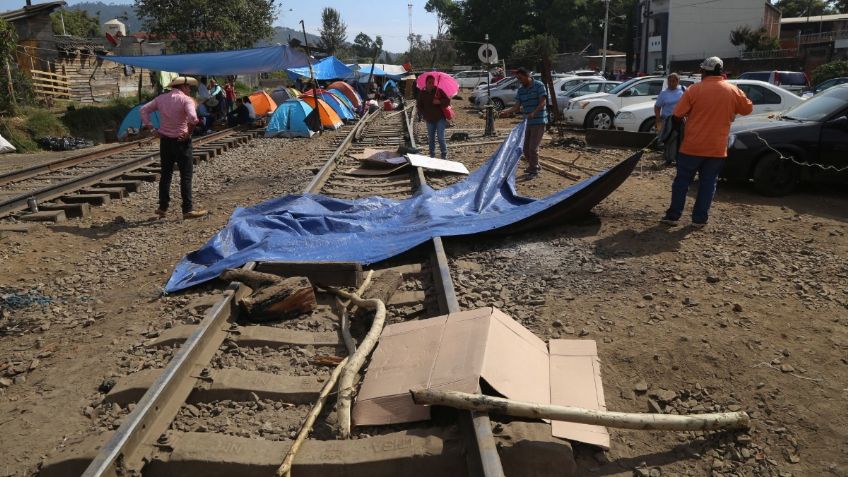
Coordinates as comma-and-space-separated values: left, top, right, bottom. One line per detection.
1, 104, 846, 477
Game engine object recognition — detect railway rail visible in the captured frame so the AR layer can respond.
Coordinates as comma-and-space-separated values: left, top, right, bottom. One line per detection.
0, 128, 261, 221
41, 106, 574, 477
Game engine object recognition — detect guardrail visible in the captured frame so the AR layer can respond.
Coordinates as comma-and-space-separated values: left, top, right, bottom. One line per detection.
800, 30, 848, 44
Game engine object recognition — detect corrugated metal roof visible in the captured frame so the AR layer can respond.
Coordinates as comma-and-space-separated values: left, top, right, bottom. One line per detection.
0, 1, 67, 23
781, 13, 848, 24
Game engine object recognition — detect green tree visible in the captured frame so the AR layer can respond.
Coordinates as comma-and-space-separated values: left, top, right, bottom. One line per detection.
318, 7, 347, 56
773, 0, 833, 17
811, 59, 848, 85
134, 0, 277, 52
511, 33, 558, 64
730, 25, 780, 51
50, 9, 100, 37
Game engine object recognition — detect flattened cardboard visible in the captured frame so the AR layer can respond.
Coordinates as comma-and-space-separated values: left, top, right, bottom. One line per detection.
549, 339, 610, 449
351, 148, 407, 166
354, 308, 549, 425
406, 153, 470, 174
352, 307, 609, 449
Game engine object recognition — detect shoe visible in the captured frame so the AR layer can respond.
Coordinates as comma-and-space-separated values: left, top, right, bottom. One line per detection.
182, 210, 208, 220
660, 216, 678, 225
691, 221, 707, 229
154, 208, 167, 218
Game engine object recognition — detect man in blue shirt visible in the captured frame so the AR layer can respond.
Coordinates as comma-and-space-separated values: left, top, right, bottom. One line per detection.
655, 73, 684, 165
498, 67, 548, 178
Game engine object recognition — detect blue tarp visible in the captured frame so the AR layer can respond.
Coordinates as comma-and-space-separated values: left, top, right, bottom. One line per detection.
117, 103, 159, 139
265, 99, 314, 138
165, 122, 640, 292
287, 56, 353, 80
101, 46, 310, 76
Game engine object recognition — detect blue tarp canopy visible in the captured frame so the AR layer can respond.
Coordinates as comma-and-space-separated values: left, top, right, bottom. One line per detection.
287, 56, 353, 80
101, 46, 310, 76
164, 122, 641, 293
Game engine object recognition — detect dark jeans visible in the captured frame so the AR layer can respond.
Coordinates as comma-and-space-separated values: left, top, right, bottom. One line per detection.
665, 152, 725, 224
523, 124, 546, 172
426, 118, 447, 159
159, 136, 194, 213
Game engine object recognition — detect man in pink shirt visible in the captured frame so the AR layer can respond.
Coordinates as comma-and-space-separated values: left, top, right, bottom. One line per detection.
141, 76, 207, 219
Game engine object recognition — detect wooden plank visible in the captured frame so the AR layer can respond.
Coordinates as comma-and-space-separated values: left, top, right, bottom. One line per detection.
254, 262, 363, 288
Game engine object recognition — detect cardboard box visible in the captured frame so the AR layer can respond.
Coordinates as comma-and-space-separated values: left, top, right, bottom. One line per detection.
352, 307, 609, 448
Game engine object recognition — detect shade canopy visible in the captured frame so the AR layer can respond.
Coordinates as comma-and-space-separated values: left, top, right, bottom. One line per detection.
287, 56, 353, 80
101, 46, 310, 76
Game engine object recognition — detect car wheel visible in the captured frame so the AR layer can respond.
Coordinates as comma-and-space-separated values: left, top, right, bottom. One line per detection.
639, 118, 657, 133
586, 108, 614, 129
752, 152, 799, 196
492, 98, 505, 111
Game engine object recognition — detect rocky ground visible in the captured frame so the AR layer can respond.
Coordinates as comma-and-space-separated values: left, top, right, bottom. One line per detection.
0, 103, 846, 477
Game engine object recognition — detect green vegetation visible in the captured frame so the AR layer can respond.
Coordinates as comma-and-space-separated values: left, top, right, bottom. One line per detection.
25, 109, 68, 138
811, 60, 848, 86
62, 97, 139, 142
134, 0, 277, 52
729, 26, 781, 52
50, 9, 100, 37
318, 8, 348, 56
0, 116, 39, 152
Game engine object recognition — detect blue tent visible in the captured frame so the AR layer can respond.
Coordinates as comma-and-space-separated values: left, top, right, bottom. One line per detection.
265, 99, 314, 138
287, 56, 353, 80
101, 46, 309, 76
118, 103, 159, 140
301, 90, 354, 121
328, 88, 355, 112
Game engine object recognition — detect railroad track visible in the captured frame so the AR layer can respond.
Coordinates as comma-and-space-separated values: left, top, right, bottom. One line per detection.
0, 128, 262, 222
42, 106, 572, 477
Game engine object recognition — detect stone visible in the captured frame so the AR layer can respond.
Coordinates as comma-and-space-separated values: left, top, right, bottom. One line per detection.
620, 388, 636, 400
647, 398, 663, 414
780, 364, 795, 373
634, 379, 648, 393
13, 375, 26, 385
0, 377, 12, 388
732, 303, 743, 312
706, 275, 720, 283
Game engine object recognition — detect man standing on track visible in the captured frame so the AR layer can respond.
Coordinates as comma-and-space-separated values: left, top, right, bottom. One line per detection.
141, 76, 208, 220
661, 57, 752, 228
498, 67, 548, 178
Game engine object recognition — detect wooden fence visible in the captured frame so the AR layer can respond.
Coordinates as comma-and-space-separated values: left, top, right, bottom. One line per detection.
30, 69, 71, 100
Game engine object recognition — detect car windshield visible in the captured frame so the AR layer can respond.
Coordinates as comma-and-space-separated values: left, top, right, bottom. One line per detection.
780, 72, 807, 86
781, 86, 848, 121
608, 77, 647, 94
739, 72, 770, 81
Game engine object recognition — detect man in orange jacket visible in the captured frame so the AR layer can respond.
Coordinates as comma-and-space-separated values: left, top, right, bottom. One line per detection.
661, 57, 753, 228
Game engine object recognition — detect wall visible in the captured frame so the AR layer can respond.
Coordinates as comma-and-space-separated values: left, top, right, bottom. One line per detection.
11, 14, 58, 73
668, 0, 765, 63
55, 53, 153, 103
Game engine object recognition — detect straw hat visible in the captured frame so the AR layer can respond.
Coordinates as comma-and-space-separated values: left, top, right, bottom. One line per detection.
169, 76, 198, 88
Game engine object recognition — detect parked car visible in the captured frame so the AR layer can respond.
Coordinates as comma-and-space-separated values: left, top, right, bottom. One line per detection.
722, 84, 848, 196
553, 80, 620, 111
564, 76, 697, 129
613, 80, 803, 133
802, 76, 848, 98
453, 70, 492, 89
737, 71, 809, 94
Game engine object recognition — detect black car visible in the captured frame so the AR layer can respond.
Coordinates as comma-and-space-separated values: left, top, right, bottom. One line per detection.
724, 84, 848, 196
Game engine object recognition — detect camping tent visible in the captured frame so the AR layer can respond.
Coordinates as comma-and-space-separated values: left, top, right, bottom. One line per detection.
265, 99, 314, 138
270, 87, 298, 105
118, 103, 160, 140
301, 90, 354, 121
328, 89, 356, 113
248, 91, 278, 116
0, 133, 15, 154
299, 96, 343, 129
287, 56, 353, 80
327, 81, 362, 107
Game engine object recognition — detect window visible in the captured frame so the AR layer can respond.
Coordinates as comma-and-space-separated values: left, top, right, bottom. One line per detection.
738, 72, 770, 82
779, 72, 808, 86
738, 85, 780, 105
603, 83, 618, 92
627, 80, 663, 96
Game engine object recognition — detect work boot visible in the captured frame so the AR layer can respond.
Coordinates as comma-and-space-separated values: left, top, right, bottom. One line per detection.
183, 209, 208, 220
154, 208, 167, 218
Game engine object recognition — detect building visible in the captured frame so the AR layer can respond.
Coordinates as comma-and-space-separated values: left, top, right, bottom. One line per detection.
0, 1, 66, 74
780, 13, 848, 66
634, 0, 781, 73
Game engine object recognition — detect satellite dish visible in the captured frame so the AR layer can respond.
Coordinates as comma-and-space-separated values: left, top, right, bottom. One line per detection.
478, 43, 498, 64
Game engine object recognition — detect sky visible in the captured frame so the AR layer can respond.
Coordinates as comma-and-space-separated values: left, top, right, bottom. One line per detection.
0, 0, 440, 53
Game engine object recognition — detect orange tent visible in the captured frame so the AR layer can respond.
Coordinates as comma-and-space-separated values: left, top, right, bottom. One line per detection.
327, 81, 362, 108
248, 91, 278, 116
300, 96, 343, 129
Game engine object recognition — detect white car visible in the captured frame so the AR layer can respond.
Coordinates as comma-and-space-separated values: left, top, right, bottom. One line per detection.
613, 80, 804, 133
553, 80, 620, 111
453, 70, 492, 89
563, 76, 698, 129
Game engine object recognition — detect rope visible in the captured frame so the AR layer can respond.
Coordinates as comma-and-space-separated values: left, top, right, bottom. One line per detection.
749, 130, 848, 173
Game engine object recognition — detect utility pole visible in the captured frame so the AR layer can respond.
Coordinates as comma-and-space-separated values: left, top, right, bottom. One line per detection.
601, 0, 610, 74
408, 2, 414, 59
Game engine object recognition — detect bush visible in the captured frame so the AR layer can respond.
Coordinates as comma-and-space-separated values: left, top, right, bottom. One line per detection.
23, 108, 68, 138
811, 60, 848, 86
61, 97, 139, 143
0, 116, 39, 152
